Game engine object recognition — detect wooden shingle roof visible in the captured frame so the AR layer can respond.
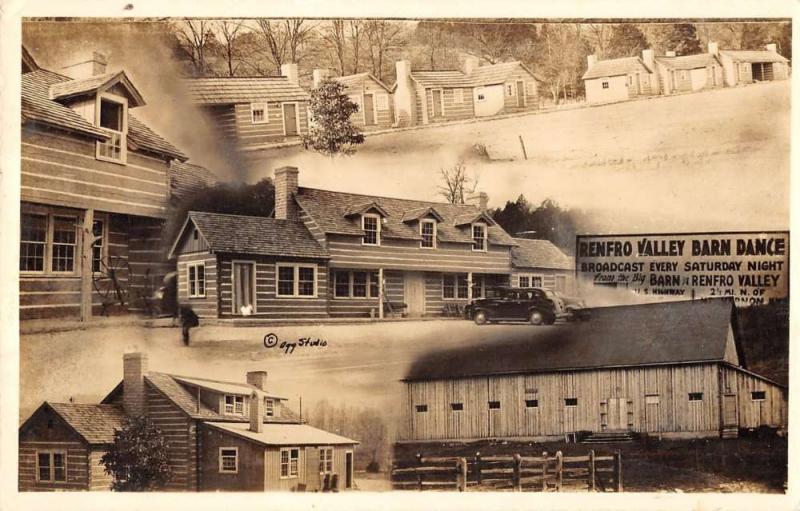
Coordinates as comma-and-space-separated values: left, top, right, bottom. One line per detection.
410, 61, 540, 89
169, 161, 218, 203
184, 77, 310, 105
410, 70, 475, 88
719, 50, 789, 64
206, 422, 358, 447
656, 53, 721, 70
333, 72, 393, 92
46, 403, 127, 445
582, 56, 651, 80
48, 70, 145, 106
511, 238, 574, 271
294, 187, 516, 246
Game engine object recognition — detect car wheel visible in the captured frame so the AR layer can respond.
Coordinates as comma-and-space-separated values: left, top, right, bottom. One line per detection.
529, 310, 545, 325
474, 311, 488, 325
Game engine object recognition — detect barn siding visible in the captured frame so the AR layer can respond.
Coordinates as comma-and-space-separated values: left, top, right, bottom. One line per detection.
719, 366, 787, 429
146, 384, 196, 491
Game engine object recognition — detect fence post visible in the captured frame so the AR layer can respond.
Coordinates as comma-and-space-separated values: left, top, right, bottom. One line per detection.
541, 451, 548, 492
513, 453, 522, 491
588, 449, 596, 491
475, 452, 482, 486
614, 450, 623, 492
416, 453, 423, 491
555, 451, 563, 492
457, 457, 468, 492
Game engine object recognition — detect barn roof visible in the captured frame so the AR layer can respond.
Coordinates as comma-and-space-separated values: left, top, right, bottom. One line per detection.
720, 50, 789, 64
404, 299, 738, 381
184, 77, 310, 105
205, 422, 358, 446
511, 238, 574, 270
333, 72, 393, 92
656, 53, 721, 70
410, 61, 540, 89
582, 56, 651, 80
45, 403, 127, 445
169, 211, 329, 260
169, 161, 218, 203
294, 187, 515, 246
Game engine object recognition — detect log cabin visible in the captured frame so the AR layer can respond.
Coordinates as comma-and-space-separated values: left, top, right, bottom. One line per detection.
510, 238, 576, 294
582, 51, 659, 105
400, 299, 786, 442
654, 43, 724, 95
20, 47, 190, 321
312, 69, 395, 130
184, 64, 310, 150
393, 57, 541, 126
169, 166, 519, 319
19, 352, 358, 491
718, 44, 791, 86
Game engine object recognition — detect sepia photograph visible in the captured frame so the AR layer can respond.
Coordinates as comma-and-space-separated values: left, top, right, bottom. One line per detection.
1, 3, 796, 510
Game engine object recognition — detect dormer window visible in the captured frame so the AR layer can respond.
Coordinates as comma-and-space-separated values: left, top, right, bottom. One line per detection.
472, 223, 487, 251
420, 220, 436, 249
265, 398, 275, 417
96, 93, 128, 164
362, 214, 380, 245
224, 394, 244, 415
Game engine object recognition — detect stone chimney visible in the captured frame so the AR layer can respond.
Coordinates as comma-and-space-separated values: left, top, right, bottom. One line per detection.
463, 56, 480, 75
247, 371, 268, 391
708, 41, 719, 56
249, 391, 264, 433
766, 43, 777, 53
123, 352, 148, 417
61, 51, 108, 79
665, 50, 677, 58
467, 192, 489, 211
641, 49, 655, 70
274, 166, 299, 220
313, 68, 332, 88
281, 63, 299, 84
393, 60, 415, 127
587, 55, 597, 69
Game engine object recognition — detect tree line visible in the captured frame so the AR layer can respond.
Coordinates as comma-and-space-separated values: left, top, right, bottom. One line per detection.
170, 19, 790, 103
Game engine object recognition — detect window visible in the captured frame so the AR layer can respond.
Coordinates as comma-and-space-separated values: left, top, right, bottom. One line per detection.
51, 216, 77, 272
276, 264, 317, 297
476, 93, 486, 102
420, 220, 436, 249
681, 71, 688, 80
352, 272, 368, 297
96, 95, 127, 163
219, 448, 238, 473
280, 448, 300, 478
526, 82, 536, 95
415, 404, 428, 413
506, 83, 514, 96
91, 219, 105, 273
472, 223, 487, 251
602, 81, 609, 89
451, 403, 464, 411
751, 391, 766, 401
471, 275, 485, 299
442, 274, 469, 300
565, 398, 578, 407
688, 392, 703, 402
20, 213, 46, 272
251, 103, 268, 124
525, 399, 539, 408
453, 88, 464, 104
518, 274, 543, 288
488, 401, 501, 410
377, 93, 390, 110
334, 271, 380, 299
362, 214, 380, 245
37, 451, 66, 482
319, 447, 334, 474
265, 398, 275, 417
187, 262, 206, 298
224, 395, 244, 415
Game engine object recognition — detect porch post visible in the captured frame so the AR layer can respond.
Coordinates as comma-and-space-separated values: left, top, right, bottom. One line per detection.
378, 267, 384, 319
80, 209, 94, 322
467, 272, 473, 301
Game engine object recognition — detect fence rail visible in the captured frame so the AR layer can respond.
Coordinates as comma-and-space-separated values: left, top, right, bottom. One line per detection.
391, 450, 622, 492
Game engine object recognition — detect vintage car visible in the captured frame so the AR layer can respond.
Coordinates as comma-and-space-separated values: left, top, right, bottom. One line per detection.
464, 286, 566, 325
553, 292, 591, 321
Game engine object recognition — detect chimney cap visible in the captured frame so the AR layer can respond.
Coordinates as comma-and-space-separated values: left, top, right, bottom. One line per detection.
123, 352, 147, 360
275, 166, 299, 174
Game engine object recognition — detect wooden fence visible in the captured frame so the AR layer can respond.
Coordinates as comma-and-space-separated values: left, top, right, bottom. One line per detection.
391, 450, 622, 492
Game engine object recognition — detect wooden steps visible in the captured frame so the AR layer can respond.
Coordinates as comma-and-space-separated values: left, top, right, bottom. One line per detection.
581, 431, 635, 444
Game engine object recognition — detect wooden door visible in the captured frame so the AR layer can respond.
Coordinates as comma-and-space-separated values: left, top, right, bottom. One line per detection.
606, 397, 628, 430
283, 103, 298, 136
722, 394, 738, 427
232, 261, 255, 314
644, 395, 660, 432
516, 81, 525, 107
432, 90, 443, 118
363, 93, 375, 125
404, 272, 426, 316
345, 451, 354, 489
305, 447, 321, 491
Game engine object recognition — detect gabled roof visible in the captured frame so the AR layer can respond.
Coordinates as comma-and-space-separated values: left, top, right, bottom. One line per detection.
511, 238, 574, 270
169, 161, 218, 203
205, 422, 358, 447
453, 211, 496, 227
22, 45, 39, 73
405, 299, 739, 381
294, 187, 515, 246
410, 61, 541, 89
344, 201, 391, 218
719, 50, 789, 64
168, 211, 328, 260
470, 61, 541, 86
655, 53, 721, 71
49, 70, 146, 107
172, 375, 287, 400
43, 403, 126, 445
184, 77, 310, 105
582, 56, 651, 80
410, 70, 475, 88
401, 206, 445, 223
22, 69, 186, 161
333, 72, 393, 93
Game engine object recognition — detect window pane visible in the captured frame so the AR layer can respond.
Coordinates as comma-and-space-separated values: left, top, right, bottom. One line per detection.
363, 216, 378, 244
472, 275, 484, 298
457, 274, 468, 299
265, 398, 275, 417
352, 272, 367, 297
531, 276, 543, 287
519, 276, 529, 288
100, 100, 123, 131
335, 271, 350, 297
278, 267, 295, 296
92, 220, 104, 272
234, 396, 243, 414
20, 213, 47, 272
197, 264, 206, 295
53, 453, 66, 481
189, 266, 197, 296
421, 222, 435, 248
52, 217, 76, 272
442, 275, 454, 299
298, 267, 315, 296
369, 272, 380, 298
38, 452, 51, 481
472, 225, 485, 250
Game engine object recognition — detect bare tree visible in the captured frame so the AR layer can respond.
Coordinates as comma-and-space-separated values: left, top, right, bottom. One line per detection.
439, 161, 478, 204
364, 21, 405, 80
173, 19, 215, 76
322, 20, 348, 75
349, 20, 364, 74
255, 19, 289, 69
215, 20, 245, 77
585, 23, 613, 58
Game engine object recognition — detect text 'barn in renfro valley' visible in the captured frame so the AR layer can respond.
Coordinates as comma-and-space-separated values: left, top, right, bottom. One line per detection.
399, 299, 786, 443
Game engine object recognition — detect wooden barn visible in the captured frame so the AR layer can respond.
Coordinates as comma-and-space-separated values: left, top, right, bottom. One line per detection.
510, 238, 575, 294
393, 57, 540, 126
20, 352, 358, 492
184, 64, 310, 150
312, 69, 394, 130
582, 50, 659, 105
20, 47, 189, 320
400, 299, 787, 442
718, 44, 791, 86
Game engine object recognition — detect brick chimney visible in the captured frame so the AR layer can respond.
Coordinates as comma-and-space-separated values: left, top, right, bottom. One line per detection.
393, 60, 415, 126
641, 49, 655, 70
274, 166, 299, 220
467, 192, 489, 211
766, 43, 777, 53
61, 51, 108, 79
247, 371, 268, 390
123, 352, 148, 417
313, 69, 331, 88
249, 391, 264, 433
587, 55, 597, 69
281, 63, 299, 84
708, 41, 719, 56
463, 56, 480, 75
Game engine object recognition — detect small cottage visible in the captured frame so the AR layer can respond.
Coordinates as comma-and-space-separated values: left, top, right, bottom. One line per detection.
582, 50, 658, 105
718, 43, 791, 86
510, 238, 575, 294
312, 69, 394, 130
400, 299, 786, 442
655, 43, 724, 94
